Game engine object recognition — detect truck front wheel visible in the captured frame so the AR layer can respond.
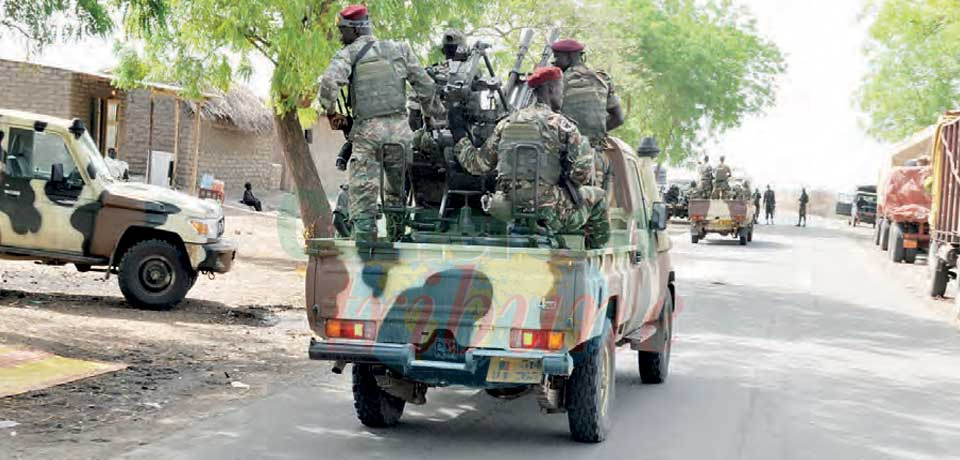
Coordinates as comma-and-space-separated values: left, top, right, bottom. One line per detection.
930, 257, 950, 298
352, 364, 405, 428
738, 229, 748, 246
118, 239, 192, 310
566, 319, 615, 443
880, 220, 891, 251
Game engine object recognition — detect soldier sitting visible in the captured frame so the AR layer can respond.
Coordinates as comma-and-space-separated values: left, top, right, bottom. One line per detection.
454, 66, 610, 249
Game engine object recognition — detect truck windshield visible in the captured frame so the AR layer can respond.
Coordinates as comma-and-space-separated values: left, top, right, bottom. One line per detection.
78, 133, 114, 183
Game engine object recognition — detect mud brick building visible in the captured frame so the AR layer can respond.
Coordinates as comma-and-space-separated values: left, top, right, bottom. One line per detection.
0, 58, 282, 196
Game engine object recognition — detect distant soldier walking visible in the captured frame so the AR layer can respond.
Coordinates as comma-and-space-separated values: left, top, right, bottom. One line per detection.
697, 155, 714, 199
551, 39, 625, 190
797, 187, 809, 227
763, 185, 776, 224
455, 66, 610, 248
712, 155, 731, 199
752, 187, 762, 224
318, 5, 436, 242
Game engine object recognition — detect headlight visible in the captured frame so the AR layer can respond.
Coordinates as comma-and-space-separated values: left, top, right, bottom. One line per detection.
190, 218, 220, 240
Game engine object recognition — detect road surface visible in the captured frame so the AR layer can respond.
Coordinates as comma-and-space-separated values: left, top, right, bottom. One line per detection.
121, 217, 960, 460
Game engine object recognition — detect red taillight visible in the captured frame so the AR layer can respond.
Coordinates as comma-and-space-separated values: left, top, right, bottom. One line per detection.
510, 329, 564, 350
324, 319, 376, 340
691, 214, 703, 221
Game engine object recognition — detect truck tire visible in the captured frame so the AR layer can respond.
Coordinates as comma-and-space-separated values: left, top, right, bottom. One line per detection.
352, 364, 405, 428
880, 220, 891, 251
566, 319, 615, 443
691, 233, 699, 244
874, 220, 882, 246
738, 229, 748, 246
889, 224, 905, 263
930, 257, 949, 298
904, 247, 918, 265
638, 292, 673, 384
118, 239, 192, 310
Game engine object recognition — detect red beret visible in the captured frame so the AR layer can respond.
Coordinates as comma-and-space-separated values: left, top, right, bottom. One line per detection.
551, 39, 584, 53
339, 5, 368, 20
527, 66, 563, 88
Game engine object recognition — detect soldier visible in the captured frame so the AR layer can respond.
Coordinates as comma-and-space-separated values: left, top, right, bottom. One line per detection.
454, 66, 610, 249
697, 155, 714, 199
318, 5, 437, 242
551, 39, 625, 190
752, 187, 762, 224
713, 155, 731, 199
797, 187, 809, 227
763, 185, 776, 224
408, 28, 465, 131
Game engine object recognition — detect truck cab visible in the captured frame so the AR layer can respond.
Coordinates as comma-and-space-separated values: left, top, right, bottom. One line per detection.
306, 137, 674, 442
0, 109, 237, 309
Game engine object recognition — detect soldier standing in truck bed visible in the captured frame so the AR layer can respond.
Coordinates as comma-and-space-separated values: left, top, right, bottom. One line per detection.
551, 39, 625, 190
712, 155, 731, 199
455, 66, 610, 249
697, 155, 714, 199
318, 4, 436, 242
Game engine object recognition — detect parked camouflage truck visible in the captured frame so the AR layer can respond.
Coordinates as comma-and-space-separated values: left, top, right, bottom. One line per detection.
0, 110, 237, 309
306, 138, 675, 443
688, 198, 755, 245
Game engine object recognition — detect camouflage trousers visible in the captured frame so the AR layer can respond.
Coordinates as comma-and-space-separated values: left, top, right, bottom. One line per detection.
347, 114, 412, 242
540, 185, 610, 249
711, 179, 730, 199
698, 180, 713, 199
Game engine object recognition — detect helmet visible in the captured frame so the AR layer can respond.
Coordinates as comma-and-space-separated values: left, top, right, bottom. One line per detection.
442, 29, 466, 47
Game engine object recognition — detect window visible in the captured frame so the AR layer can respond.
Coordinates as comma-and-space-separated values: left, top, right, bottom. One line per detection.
5, 127, 80, 182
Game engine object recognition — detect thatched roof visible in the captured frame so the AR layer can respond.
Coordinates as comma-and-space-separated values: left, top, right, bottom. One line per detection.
190, 85, 274, 134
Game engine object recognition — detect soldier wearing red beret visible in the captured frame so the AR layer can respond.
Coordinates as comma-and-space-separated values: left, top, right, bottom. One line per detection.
453, 65, 611, 249
318, 4, 437, 243
551, 38, 625, 190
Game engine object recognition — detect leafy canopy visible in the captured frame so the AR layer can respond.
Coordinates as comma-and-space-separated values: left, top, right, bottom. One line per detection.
858, 0, 960, 142
0, 0, 113, 53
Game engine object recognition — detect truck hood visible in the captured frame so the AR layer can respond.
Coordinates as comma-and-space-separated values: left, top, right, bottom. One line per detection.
102, 182, 221, 218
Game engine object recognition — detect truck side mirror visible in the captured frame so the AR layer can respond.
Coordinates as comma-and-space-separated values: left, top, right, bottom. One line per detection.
50, 163, 65, 184
651, 202, 668, 231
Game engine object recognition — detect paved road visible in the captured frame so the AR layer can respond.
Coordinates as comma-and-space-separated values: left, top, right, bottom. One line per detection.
122, 217, 960, 460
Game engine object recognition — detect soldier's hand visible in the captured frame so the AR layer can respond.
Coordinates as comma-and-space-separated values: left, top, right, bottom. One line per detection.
336, 157, 348, 171
328, 114, 350, 131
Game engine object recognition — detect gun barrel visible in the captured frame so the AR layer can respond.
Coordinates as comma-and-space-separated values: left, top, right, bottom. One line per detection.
504, 28, 536, 108
516, 29, 560, 109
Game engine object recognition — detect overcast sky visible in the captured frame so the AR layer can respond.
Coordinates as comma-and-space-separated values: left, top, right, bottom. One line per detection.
0, 0, 891, 192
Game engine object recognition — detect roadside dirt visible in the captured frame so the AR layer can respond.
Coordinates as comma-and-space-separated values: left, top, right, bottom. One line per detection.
0, 207, 328, 459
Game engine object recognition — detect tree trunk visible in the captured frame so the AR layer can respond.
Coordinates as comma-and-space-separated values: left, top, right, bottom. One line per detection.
274, 109, 333, 238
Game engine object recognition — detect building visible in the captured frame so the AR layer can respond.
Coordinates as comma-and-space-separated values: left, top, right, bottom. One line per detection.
0, 58, 282, 196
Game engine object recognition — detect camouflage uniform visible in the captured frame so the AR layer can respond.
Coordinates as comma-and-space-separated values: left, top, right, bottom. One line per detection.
798, 190, 809, 226
697, 163, 714, 199
455, 102, 609, 248
319, 35, 436, 242
713, 163, 731, 199
561, 65, 619, 189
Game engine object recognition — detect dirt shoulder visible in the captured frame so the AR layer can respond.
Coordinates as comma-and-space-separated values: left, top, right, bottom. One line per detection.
0, 209, 328, 459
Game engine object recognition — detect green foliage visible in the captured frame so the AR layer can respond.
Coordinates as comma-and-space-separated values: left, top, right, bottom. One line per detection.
858, 0, 960, 142
0, 0, 113, 52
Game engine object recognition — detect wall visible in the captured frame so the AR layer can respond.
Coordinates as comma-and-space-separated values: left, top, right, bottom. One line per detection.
196, 122, 280, 196
0, 59, 78, 119
302, 121, 348, 194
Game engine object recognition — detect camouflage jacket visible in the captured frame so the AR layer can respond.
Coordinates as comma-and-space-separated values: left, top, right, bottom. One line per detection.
318, 35, 436, 117
561, 64, 619, 145
714, 164, 731, 181
698, 163, 714, 181
408, 60, 450, 114
455, 102, 594, 208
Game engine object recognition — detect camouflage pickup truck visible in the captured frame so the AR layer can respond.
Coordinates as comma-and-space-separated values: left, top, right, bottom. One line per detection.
306, 138, 675, 443
688, 198, 755, 245
0, 109, 237, 309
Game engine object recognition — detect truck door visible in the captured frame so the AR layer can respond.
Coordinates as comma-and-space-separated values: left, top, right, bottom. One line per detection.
0, 125, 98, 254
624, 156, 657, 333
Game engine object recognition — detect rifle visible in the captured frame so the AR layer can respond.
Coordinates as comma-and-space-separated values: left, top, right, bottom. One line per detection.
558, 132, 584, 208
515, 29, 560, 110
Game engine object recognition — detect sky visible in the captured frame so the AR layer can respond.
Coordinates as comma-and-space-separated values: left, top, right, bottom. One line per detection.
0, 0, 893, 192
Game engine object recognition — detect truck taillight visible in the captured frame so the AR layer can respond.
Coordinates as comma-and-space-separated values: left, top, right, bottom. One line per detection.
324, 319, 376, 340
691, 214, 703, 221
510, 329, 564, 350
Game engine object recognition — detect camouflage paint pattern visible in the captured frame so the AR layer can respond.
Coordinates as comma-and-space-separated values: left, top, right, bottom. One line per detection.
0, 109, 229, 271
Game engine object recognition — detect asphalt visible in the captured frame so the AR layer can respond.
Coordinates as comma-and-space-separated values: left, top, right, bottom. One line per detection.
120, 216, 960, 460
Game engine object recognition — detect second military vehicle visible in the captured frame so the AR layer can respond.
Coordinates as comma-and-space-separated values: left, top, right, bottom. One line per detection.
688, 198, 755, 245
0, 109, 237, 309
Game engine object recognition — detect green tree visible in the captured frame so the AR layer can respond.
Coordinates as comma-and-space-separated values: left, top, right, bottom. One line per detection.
0, 0, 113, 53
858, 0, 960, 142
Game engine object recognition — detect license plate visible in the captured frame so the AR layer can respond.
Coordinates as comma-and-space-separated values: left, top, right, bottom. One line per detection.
486, 357, 543, 384
904, 239, 919, 249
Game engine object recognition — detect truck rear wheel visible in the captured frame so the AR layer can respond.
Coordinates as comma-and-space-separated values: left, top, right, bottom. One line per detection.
118, 239, 192, 310
890, 224, 905, 263
691, 233, 699, 244
874, 220, 882, 246
738, 229, 748, 246
930, 257, 950, 298
566, 319, 615, 443
880, 220, 891, 251
352, 364, 405, 428
638, 292, 673, 384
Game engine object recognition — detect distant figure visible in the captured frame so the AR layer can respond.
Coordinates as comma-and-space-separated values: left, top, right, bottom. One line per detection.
105, 147, 130, 181
712, 155, 731, 199
241, 182, 263, 212
797, 188, 809, 227
752, 188, 761, 224
763, 185, 776, 224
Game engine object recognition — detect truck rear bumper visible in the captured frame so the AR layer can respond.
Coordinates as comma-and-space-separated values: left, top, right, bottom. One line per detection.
308, 338, 573, 386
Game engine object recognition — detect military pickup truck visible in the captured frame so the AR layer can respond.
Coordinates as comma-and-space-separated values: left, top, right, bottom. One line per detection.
0, 109, 237, 309
688, 198, 754, 245
306, 138, 675, 443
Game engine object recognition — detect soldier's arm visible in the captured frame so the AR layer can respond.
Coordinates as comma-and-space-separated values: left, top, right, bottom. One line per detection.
597, 72, 625, 131
557, 115, 593, 185
399, 43, 438, 115
455, 124, 501, 176
318, 48, 353, 115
